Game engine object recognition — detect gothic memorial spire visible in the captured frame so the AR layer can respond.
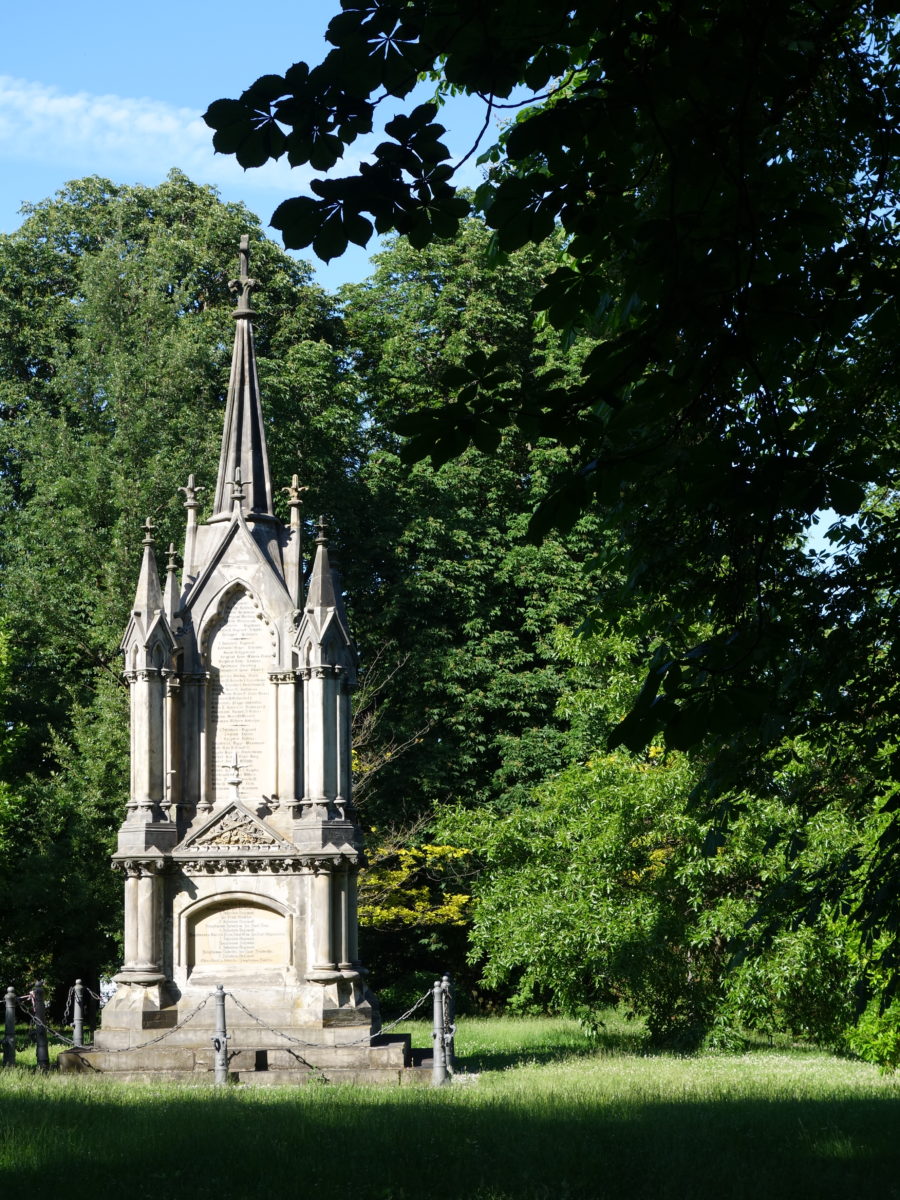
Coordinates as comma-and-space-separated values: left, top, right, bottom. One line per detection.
211, 235, 275, 521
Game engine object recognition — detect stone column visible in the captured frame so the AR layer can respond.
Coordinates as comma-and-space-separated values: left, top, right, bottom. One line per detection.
114, 861, 164, 983
132, 667, 165, 818
200, 674, 213, 811
126, 666, 164, 821
346, 865, 361, 968
334, 668, 347, 812
300, 672, 309, 811
305, 666, 328, 805
135, 866, 159, 971
308, 864, 339, 979
126, 670, 138, 820
163, 672, 181, 819
322, 667, 337, 801
272, 671, 297, 807
333, 863, 350, 970
122, 865, 140, 969
267, 668, 279, 806
180, 673, 206, 810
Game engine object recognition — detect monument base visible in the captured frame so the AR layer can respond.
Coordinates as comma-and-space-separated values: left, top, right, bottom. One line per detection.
60, 977, 419, 1085
58, 1034, 421, 1086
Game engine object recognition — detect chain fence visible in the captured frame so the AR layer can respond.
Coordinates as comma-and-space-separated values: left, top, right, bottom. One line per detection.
17, 992, 76, 1048
95, 994, 213, 1055
3, 975, 454, 1080
224, 986, 432, 1052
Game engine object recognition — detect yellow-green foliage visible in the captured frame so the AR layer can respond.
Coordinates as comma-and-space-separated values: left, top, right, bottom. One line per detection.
358, 841, 471, 929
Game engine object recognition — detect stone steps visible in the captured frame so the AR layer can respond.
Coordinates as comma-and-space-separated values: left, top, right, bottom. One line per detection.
58, 1033, 416, 1084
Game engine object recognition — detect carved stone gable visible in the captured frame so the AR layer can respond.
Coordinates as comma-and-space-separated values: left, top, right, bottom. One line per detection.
177, 803, 291, 855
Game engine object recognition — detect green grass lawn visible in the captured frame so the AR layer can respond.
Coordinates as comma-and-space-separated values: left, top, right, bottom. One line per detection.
2, 1014, 899, 1199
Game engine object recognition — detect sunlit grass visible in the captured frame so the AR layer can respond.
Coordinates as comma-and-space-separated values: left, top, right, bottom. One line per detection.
2, 1014, 899, 1199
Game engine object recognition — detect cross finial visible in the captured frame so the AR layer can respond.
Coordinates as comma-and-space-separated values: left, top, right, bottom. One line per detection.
227, 752, 242, 802
141, 517, 156, 547
281, 472, 308, 508
315, 515, 328, 544
166, 542, 179, 573
178, 473, 204, 509
229, 466, 252, 507
228, 234, 259, 317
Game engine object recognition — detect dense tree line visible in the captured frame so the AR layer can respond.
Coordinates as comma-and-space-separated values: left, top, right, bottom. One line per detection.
0, 173, 610, 1008
0, 168, 897, 1062
203, 0, 900, 1062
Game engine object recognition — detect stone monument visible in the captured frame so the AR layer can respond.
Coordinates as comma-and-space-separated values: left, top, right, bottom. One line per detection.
73, 239, 408, 1082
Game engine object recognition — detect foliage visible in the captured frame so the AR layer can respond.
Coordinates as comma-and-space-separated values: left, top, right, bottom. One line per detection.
845, 996, 900, 1073
448, 626, 867, 1048
359, 839, 471, 930
203, 2, 900, 547
207, 0, 900, 1001
0, 171, 352, 995
336, 220, 616, 996
337, 219, 608, 830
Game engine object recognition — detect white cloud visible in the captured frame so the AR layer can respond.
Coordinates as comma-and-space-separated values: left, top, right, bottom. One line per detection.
0, 75, 308, 195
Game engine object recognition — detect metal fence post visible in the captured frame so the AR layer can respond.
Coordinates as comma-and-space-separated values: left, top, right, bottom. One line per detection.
441, 972, 455, 1075
87, 986, 98, 1046
73, 979, 85, 1049
212, 984, 228, 1085
431, 979, 448, 1086
32, 981, 49, 1071
3, 986, 15, 1067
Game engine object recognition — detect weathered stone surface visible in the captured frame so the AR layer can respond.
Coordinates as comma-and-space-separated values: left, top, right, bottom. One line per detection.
94, 239, 398, 1081
60, 1035, 411, 1085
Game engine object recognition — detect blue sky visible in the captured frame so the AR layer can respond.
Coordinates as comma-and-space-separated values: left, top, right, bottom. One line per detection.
0, 0, 489, 289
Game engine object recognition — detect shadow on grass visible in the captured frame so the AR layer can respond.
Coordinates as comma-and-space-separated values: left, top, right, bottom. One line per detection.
460, 1023, 649, 1073
1, 1079, 899, 1200
455, 1021, 835, 1075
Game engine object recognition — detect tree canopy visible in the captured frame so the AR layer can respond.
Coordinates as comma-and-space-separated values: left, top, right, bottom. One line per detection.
0, 178, 611, 1010
3, 167, 900, 1056
205, 2, 900, 996
0, 171, 351, 990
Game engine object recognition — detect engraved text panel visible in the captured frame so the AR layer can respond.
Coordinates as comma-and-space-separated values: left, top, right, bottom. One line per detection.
189, 904, 285, 967
208, 591, 272, 800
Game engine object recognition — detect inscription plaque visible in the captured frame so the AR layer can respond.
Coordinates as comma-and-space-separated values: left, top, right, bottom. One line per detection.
189, 904, 285, 967
208, 591, 272, 800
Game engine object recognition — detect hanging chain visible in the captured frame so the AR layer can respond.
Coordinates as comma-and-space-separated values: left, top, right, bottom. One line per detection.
225, 987, 432, 1051
381, 988, 433, 1032
61, 986, 75, 1027
19, 984, 436, 1061
17, 998, 76, 1047
93, 995, 212, 1054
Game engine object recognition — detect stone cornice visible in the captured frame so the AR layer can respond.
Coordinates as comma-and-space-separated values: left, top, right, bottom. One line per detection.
123, 669, 166, 684
174, 852, 359, 876
111, 856, 168, 877
297, 664, 345, 681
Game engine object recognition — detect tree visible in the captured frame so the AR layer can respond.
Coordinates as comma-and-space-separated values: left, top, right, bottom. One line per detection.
333, 219, 616, 996
340, 219, 605, 822
0, 171, 355, 996
449, 626, 865, 1047
0, 177, 609, 1005
205, 3, 900, 993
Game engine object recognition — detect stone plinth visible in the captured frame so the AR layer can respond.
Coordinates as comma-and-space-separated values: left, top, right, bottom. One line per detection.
59, 1033, 417, 1086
